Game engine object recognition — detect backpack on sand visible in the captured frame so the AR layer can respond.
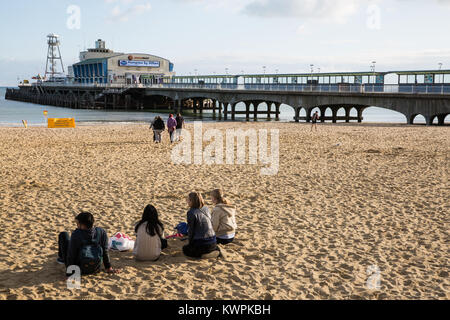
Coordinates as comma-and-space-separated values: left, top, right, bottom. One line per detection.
79, 228, 103, 275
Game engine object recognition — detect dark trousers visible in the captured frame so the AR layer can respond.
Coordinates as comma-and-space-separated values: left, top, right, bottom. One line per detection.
217, 237, 234, 245
58, 232, 70, 265
183, 242, 218, 258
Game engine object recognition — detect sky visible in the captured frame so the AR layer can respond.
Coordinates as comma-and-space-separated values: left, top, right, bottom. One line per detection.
0, 0, 449, 85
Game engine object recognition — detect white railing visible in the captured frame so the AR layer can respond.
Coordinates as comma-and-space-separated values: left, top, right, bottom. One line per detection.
32, 82, 450, 95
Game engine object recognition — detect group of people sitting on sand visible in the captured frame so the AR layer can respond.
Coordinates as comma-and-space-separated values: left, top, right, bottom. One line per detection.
150, 113, 185, 144
57, 189, 237, 276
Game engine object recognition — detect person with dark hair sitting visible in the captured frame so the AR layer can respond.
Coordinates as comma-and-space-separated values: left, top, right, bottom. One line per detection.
182, 192, 219, 258
133, 204, 167, 262
57, 212, 120, 276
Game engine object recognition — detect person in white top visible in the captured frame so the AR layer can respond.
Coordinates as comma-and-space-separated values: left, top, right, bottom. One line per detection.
133, 205, 167, 261
210, 189, 237, 245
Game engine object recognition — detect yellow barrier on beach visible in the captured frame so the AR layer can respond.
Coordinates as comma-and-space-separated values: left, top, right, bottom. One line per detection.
48, 118, 76, 128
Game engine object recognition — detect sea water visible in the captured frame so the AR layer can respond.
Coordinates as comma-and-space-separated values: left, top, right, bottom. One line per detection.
0, 87, 420, 126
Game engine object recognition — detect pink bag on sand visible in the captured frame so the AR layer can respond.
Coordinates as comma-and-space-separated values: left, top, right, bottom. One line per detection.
166, 233, 184, 239
108, 232, 135, 252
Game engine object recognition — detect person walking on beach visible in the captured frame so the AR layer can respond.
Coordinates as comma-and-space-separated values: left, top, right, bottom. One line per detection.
167, 114, 177, 144
153, 116, 165, 143
311, 111, 320, 132
133, 205, 167, 262
175, 113, 185, 142
150, 117, 158, 142
183, 192, 219, 258
210, 189, 237, 245
57, 212, 120, 276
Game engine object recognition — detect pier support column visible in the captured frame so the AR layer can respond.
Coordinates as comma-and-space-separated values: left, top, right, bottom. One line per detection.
294, 107, 301, 123
218, 102, 223, 120
306, 108, 313, 123
357, 107, 365, 123
199, 99, 204, 114
223, 103, 229, 120
212, 100, 217, 119
425, 115, 433, 126
113, 95, 117, 110
267, 102, 272, 119
332, 107, 338, 123
231, 103, 236, 121
319, 107, 327, 123
407, 114, 416, 125
275, 103, 281, 120
193, 99, 198, 114
180, 100, 185, 114
245, 102, 251, 121
345, 107, 351, 123
253, 102, 259, 121
438, 114, 446, 126
125, 95, 130, 110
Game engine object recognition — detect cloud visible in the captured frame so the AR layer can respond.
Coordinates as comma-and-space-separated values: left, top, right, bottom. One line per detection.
296, 25, 307, 34
241, 0, 368, 23
173, 47, 450, 76
169, 0, 450, 23
166, 0, 370, 24
169, 0, 253, 13
105, 0, 152, 22
436, 0, 450, 6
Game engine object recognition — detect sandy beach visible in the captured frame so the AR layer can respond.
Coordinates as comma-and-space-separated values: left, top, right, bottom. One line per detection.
0, 122, 448, 300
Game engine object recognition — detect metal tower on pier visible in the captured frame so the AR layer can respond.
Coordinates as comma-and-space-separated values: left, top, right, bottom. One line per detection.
45, 34, 65, 81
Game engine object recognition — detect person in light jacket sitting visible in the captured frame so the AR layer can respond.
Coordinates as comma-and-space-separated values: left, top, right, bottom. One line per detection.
210, 189, 237, 245
133, 205, 167, 262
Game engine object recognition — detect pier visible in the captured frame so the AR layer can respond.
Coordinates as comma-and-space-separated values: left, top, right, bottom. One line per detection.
5, 70, 450, 126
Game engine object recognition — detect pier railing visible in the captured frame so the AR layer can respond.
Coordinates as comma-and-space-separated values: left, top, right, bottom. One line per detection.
34, 82, 450, 95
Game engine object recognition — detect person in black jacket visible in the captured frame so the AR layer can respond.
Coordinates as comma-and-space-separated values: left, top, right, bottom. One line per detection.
311, 111, 320, 132
152, 116, 165, 143
175, 113, 185, 142
57, 212, 120, 276
150, 117, 158, 142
